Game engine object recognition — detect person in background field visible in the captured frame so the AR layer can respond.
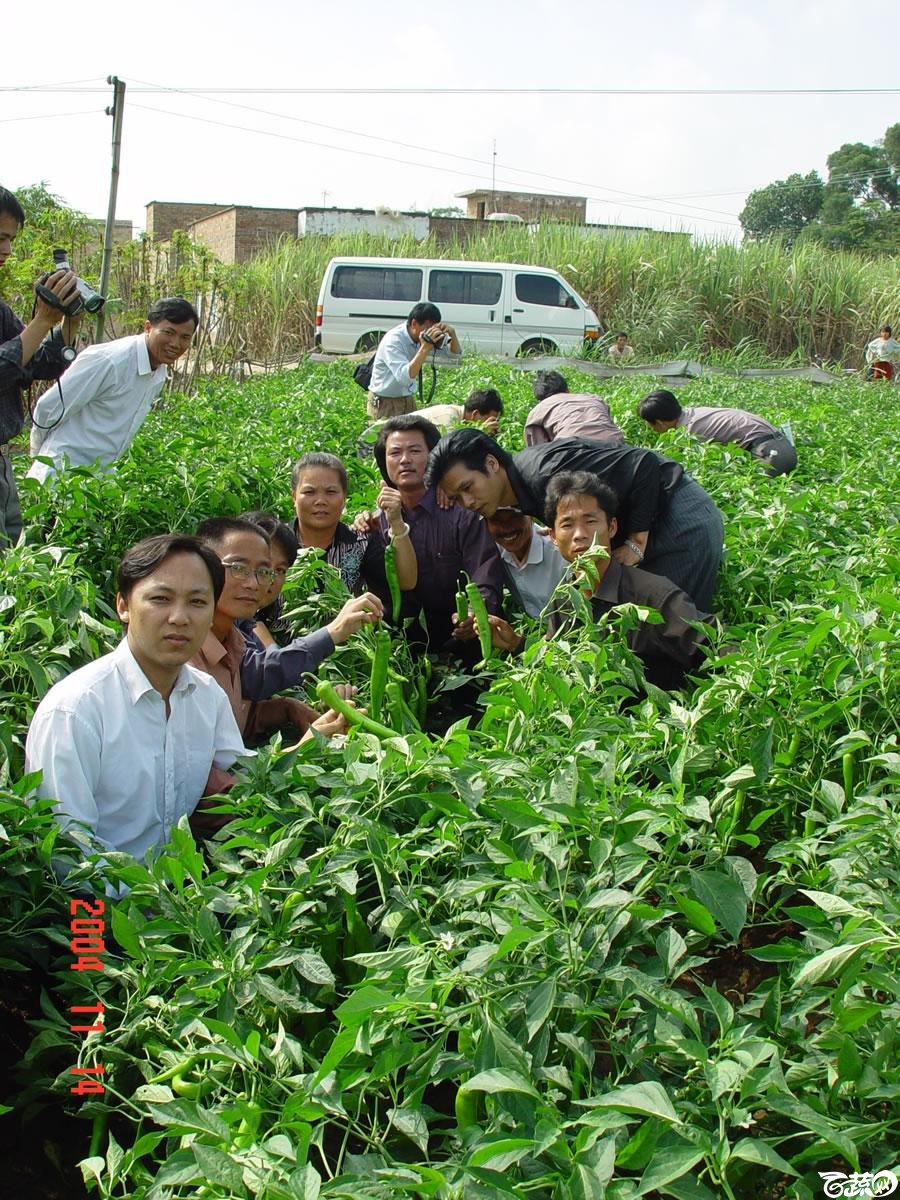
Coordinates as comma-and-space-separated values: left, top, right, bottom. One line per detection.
426, 428, 723, 612
865, 324, 900, 381
484, 507, 568, 619
291, 451, 417, 596
0, 184, 82, 545
524, 370, 624, 447
486, 474, 710, 691
192, 517, 382, 744
608, 332, 635, 364
29, 297, 199, 482
360, 387, 503, 447
637, 389, 797, 477
237, 511, 299, 647
367, 302, 460, 420
357, 414, 505, 662
25, 534, 248, 862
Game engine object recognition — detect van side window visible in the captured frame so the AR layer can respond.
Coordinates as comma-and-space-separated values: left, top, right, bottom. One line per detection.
332, 266, 423, 302
515, 273, 577, 308
429, 270, 502, 306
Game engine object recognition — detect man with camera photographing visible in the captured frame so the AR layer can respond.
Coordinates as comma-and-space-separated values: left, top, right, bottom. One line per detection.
0, 186, 82, 546
367, 301, 460, 420
28, 296, 199, 483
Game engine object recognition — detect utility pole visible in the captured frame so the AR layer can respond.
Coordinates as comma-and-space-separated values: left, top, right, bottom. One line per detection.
491, 139, 497, 214
96, 75, 125, 344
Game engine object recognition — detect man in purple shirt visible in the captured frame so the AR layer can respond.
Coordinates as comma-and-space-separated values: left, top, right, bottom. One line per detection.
360, 414, 505, 661
524, 370, 624, 447
637, 389, 797, 476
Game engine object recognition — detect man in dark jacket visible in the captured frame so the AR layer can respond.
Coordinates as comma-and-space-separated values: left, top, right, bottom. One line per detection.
0, 185, 81, 545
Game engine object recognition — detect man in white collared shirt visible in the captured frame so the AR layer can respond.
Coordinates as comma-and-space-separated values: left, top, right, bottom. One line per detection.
25, 533, 247, 861
367, 302, 460, 420
28, 297, 198, 482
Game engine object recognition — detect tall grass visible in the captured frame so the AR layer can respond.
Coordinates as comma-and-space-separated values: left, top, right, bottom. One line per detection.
102, 225, 898, 368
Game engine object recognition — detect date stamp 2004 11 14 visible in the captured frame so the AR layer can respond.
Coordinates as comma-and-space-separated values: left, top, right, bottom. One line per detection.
68, 897, 107, 1097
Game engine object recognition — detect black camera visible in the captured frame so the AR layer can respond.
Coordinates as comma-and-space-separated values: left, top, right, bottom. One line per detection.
422, 328, 450, 349
34, 248, 106, 316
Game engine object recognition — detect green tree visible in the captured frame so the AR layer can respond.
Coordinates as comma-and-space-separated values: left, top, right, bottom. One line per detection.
1, 183, 91, 314
739, 172, 824, 245
429, 206, 466, 218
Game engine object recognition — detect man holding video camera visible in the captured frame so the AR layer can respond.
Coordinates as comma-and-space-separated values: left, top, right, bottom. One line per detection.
28, 296, 199, 483
0, 185, 82, 546
367, 302, 460, 420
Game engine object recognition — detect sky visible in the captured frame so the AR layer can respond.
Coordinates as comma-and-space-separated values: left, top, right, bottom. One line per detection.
3, 0, 898, 243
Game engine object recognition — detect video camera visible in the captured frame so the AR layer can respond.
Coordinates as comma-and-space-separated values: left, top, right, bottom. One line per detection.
421, 327, 451, 350
34, 248, 106, 316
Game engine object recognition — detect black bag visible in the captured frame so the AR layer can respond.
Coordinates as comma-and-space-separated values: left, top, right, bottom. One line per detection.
353, 354, 375, 391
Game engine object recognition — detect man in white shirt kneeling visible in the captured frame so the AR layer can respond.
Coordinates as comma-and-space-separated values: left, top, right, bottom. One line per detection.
25, 533, 247, 864
28, 297, 199, 482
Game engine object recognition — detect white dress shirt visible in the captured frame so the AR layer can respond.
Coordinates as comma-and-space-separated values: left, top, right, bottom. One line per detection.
865, 336, 900, 364
498, 529, 568, 618
28, 334, 168, 481
25, 639, 248, 861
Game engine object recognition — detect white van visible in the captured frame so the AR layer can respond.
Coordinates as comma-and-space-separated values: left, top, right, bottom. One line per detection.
315, 256, 600, 357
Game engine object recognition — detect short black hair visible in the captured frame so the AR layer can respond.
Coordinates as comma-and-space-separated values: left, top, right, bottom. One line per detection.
637, 389, 682, 423
147, 297, 200, 329
532, 370, 569, 401
375, 413, 441, 484
196, 516, 271, 551
408, 302, 441, 325
0, 186, 25, 228
880, 324, 892, 336
291, 451, 348, 493
545, 472, 619, 528
424, 427, 513, 489
117, 534, 225, 605
239, 511, 299, 565
463, 388, 504, 416
614, 331, 629, 339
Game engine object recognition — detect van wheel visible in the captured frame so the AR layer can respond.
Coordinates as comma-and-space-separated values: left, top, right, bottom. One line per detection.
355, 332, 383, 353
517, 339, 558, 358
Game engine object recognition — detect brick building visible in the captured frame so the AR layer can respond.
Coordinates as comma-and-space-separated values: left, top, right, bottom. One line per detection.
187, 206, 299, 264
456, 189, 587, 223
145, 201, 227, 242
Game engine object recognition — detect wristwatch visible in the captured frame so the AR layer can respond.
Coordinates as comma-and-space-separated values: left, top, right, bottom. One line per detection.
61, 346, 77, 364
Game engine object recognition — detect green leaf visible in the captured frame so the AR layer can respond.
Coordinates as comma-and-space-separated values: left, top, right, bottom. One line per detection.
670, 891, 717, 937
793, 938, 884, 988
729, 1137, 800, 1176
287, 1164, 322, 1200
462, 1068, 540, 1099
193, 1144, 244, 1190
583, 1082, 678, 1123
147, 1100, 229, 1140
688, 869, 748, 941
637, 1144, 705, 1194
525, 977, 556, 1041
295, 950, 336, 986
468, 1137, 534, 1171
388, 1106, 429, 1153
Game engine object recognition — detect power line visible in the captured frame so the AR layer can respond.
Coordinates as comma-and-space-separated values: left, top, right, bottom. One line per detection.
3, 85, 899, 96
129, 101, 740, 228
0, 109, 99, 124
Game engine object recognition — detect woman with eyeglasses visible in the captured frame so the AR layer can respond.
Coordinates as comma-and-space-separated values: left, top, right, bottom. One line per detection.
239, 511, 298, 647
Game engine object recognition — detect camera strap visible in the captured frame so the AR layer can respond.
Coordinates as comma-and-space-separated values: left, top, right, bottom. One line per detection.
34, 281, 71, 312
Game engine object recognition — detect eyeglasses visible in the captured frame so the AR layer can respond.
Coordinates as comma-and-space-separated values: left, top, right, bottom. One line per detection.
271, 566, 289, 579
221, 560, 277, 584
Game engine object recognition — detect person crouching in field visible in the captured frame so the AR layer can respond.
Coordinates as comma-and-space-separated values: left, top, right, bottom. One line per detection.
484, 474, 710, 690
637, 389, 797, 477
25, 534, 249, 864
865, 324, 900, 382
191, 517, 381, 745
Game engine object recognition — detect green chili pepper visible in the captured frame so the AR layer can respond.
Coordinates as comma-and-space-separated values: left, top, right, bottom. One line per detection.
315, 680, 398, 739
369, 629, 391, 722
466, 581, 493, 662
842, 750, 854, 802
416, 673, 428, 726
455, 1085, 481, 1130
456, 586, 469, 624
384, 541, 401, 623
783, 731, 801, 766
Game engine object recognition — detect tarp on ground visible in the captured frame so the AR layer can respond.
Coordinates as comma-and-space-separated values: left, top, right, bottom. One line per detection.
307, 353, 839, 385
